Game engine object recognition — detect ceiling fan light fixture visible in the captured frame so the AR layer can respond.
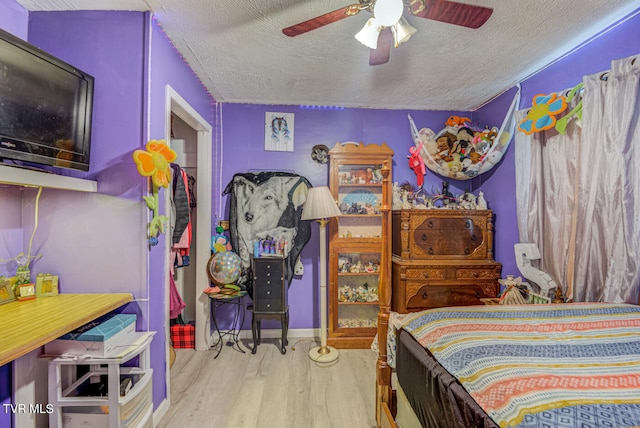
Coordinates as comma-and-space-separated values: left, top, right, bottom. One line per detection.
373, 0, 404, 27
355, 17, 382, 49
392, 16, 417, 47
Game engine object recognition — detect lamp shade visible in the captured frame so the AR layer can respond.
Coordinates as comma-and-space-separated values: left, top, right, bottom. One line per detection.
301, 186, 341, 220
392, 16, 416, 47
355, 17, 382, 50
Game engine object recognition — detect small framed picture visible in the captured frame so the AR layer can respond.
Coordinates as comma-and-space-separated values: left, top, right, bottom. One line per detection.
17, 283, 36, 301
36, 273, 59, 297
265, 112, 294, 152
0, 277, 15, 305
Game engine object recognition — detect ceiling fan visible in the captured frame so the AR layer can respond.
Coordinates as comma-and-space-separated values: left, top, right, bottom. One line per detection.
282, 0, 493, 66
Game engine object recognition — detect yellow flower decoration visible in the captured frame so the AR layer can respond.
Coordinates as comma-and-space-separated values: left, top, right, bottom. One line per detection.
132, 140, 177, 188
132, 140, 177, 244
518, 93, 568, 135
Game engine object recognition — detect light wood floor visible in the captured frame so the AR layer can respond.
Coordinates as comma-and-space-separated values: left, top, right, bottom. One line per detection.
157, 337, 378, 428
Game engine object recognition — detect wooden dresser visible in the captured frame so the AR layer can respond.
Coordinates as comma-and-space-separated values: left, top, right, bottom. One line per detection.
391, 209, 501, 313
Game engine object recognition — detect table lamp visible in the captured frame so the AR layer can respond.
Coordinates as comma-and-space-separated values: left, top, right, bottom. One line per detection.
301, 186, 342, 363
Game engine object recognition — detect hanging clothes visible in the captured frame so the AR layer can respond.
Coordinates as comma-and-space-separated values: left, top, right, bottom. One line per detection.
169, 273, 187, 319
170, 163, 195, 271
171, 164, 190, 244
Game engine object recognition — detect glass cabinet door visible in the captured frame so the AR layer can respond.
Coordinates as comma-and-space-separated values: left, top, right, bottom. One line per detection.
336, 251, 379, 329
336, 163, 385, 240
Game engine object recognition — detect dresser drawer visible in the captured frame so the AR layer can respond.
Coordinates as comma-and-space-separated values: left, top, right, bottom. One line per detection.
392, 210, 494, 260
455, 267, 500, 280
255, 283, 281, 300
254, 263, 283, 280
413, 218, 484, 257
405, 283, 494, 309
404, 268, 446, 280
255, 299, 284, 312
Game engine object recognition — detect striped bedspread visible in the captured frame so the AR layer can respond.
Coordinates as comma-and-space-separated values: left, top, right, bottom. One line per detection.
402, 303, 640, 428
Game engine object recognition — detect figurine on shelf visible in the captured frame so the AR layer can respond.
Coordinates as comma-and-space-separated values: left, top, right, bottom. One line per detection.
339, 284, 352, 302
371, 166, 383, 183
458, 192, 477, 210
477, 191, 488, 210
392, 182, 403, 209
498, 275, 527, 305
339, 258, 352, 273
441, 181, 454, 206
553, 287, 565, 303
367, 285, 379, 302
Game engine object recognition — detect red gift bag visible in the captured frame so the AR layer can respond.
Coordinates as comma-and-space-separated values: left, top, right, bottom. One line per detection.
170, 323, 195, 349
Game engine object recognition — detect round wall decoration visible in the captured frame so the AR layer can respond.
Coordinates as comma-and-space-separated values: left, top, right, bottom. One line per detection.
311, 144, 329, 164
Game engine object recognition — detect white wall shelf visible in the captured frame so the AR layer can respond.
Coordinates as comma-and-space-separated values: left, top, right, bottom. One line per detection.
0, 164, 97, 192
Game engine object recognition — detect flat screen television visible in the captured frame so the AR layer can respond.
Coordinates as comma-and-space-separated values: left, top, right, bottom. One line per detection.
0, 27, 94, 172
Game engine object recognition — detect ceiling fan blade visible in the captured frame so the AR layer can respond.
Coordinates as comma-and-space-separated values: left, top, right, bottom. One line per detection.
283, 4, 362, 37
369, 28, 393, 66
409, 0, 493, 29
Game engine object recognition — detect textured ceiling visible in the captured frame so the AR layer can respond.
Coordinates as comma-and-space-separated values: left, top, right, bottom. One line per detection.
16, 0, 640, 110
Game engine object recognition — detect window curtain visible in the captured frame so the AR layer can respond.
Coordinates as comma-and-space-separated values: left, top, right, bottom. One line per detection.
515, 54, 640, 304
514, 105, 581, 299
574, 56, 640, 303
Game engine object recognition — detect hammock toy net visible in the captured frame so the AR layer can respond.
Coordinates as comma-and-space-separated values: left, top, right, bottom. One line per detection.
408, 88, 520, 181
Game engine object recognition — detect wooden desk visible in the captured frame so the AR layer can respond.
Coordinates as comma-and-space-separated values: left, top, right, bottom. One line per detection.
0, 293, 133, 366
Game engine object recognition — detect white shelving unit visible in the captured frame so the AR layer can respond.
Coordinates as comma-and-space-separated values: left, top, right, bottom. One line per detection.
47, 332, 155, 428
0, 163, 97, 192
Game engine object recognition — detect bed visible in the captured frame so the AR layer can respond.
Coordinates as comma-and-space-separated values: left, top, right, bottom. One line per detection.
375, 303, 640, 428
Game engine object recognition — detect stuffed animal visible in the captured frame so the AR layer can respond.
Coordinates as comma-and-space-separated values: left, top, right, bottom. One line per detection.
419, 128, 439, 157
449, 158, 463, 174
435, 132, 456, 162
408, 143, 427, 188
468, 149, 482, 164
445, 116, 471, 127
461, 157, 472, 171
211, 225, 232, 253
452, 127, 475, 155
479, 151, 503, 173
464, 164, 479, 178
473, 127, 498, 154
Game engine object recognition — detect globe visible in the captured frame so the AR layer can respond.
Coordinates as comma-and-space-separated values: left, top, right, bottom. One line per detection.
208, 251, 242, 286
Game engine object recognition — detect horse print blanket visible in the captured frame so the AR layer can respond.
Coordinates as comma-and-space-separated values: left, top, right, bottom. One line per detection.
223, 172, 311, 295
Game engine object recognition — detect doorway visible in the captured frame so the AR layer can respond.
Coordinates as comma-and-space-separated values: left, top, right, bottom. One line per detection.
163, 85, 213, 402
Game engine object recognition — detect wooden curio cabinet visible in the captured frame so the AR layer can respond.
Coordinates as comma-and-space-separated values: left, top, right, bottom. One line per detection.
328, 142, 393, 349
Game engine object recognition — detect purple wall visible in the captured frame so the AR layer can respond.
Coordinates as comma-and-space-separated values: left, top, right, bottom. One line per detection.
0, 7, 216, 417
0, 2, 28, 425
0, 0, 26, 38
